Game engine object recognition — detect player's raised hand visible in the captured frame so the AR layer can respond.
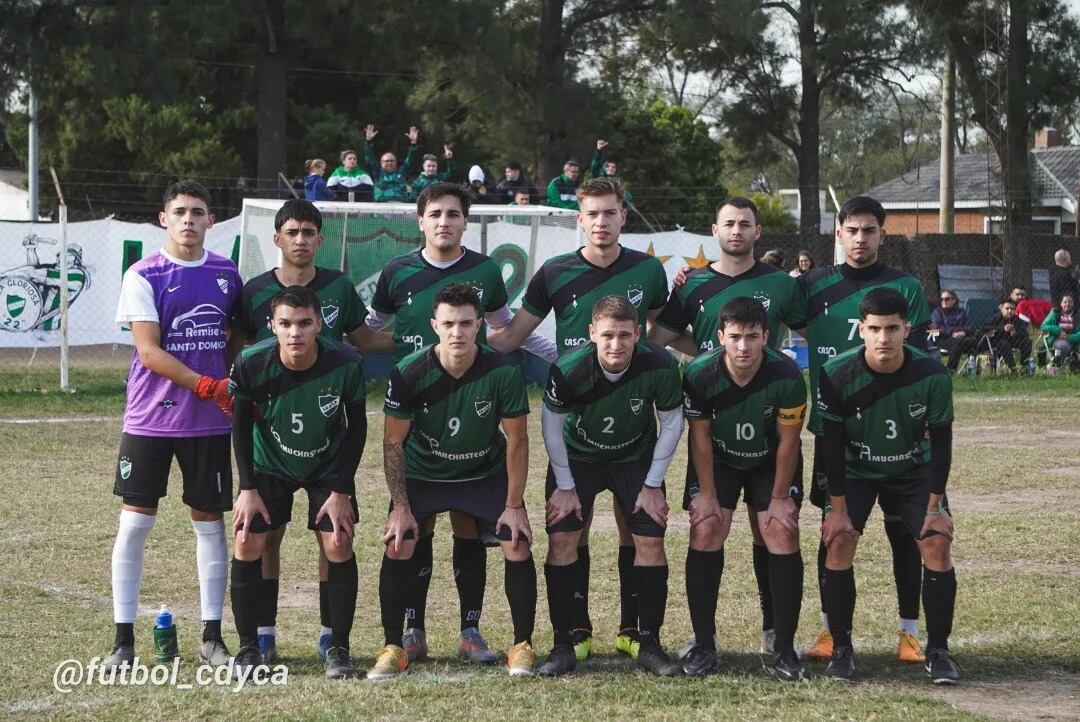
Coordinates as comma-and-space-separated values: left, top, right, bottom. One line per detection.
673, 265, 692, 287
764, 495, 798, 534
382, 505, 418, 554
315, 491, 356, 548
820, 506, 857, 546
232, 489, 270, 545
634, 486, 669, 528
365, 124, 378, 141
497, 505, 532, 548
443, 143, 454, 159
407, 125, 420, 144
688, 491, 722, 526
920, 510, 954, 540
546, 488, 582, 525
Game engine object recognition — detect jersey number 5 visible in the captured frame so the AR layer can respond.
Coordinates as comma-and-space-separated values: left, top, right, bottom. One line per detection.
291, 412, 304, 434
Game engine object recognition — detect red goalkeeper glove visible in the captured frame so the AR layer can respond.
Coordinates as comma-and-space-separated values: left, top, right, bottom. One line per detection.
195, 375, 234, 416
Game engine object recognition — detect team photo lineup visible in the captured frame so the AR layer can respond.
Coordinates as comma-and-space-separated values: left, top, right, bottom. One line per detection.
99, 175, 964, 687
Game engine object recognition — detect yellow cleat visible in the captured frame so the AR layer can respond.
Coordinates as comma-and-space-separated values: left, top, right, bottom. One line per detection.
506, 641, 535, 677
615, 629, 640, 660
898, 631, 926, 663
806, 628, 833, 661
367, 644, 408, 680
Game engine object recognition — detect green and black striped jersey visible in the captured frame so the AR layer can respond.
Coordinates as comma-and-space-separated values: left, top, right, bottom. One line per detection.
230, 336, 365, 484
543, 340, 682, 462
372, 248, 509, 361
787, 262, 931, 435
522, 247, 668, 356
384, 344, 529, 481
683, 346, 807, 470
818, 345, 952, 481
655, 261, 798, 353
236, 267, 367, 343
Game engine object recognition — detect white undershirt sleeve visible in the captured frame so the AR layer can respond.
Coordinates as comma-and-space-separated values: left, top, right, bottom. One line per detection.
541, 405, 575, 490
115, 271, 158, 326
645, 407, 685, 488
365, 308, 393, 332
522, 330, 558, 362
485, 304, 514, 329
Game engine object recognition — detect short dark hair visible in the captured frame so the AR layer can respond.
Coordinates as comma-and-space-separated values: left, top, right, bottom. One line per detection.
718, 296, 768, 332
838, 195, 886, 227
716, 196, 759, 225
274, 198, 323, 232
507, 161, 523, 171
417, 182, 471, 217
270, 285, 321, 317
433, 282, 482, 314
859, 287, 909, 320
591, 295, 637, 324
422, 153, 438, 163
564, 159, 580, 169
163, 180, 211, 209
577, 177, 624, 206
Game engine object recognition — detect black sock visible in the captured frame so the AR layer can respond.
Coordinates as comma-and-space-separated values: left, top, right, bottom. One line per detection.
685, 548, 723, 650
545, 561, 578, 648
453, 536, 487, 630
230, 557, 262, 648
202, 619, 222, 643
327, 555, 358, 650
572, 545, 592, 632
752, 543, 774, 631
617, 545, 638, 631
504, 557, 536, 645
817, 540, 828, 617
115, 622, 134, 647
635, 564, 668, 649
923, 567, 956, 651
257, 578, 279, 628
405, 533, 434, 631
379, 555, 410, 647
768, 551, 803, 653
884, 518, 922, 622
823, 567, 856, 649
319, 580, 331, 628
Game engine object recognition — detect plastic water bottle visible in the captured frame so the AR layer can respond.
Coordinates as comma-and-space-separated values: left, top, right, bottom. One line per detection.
153, 605, 179, 663
966, 356, 976, 377
1027, 357, 1036, 375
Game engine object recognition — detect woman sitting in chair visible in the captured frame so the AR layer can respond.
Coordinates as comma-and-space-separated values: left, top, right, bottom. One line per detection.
931, 289, 979, 372
1041, 293, 1080, 367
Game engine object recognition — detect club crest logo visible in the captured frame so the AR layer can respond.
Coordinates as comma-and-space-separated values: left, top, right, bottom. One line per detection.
319, 394, 340, 417
1, 235, 90, 333
627, 284, 644, 308
321, 304, 340, 328
630, 397, 644, 414
753, 292, 771, 311
763, 405, 774, 417
216, 273, 229, 294
471, 284, 485, 301
119, 457, 132, 480
908, 402, 926, 420
474, 398, 493, 417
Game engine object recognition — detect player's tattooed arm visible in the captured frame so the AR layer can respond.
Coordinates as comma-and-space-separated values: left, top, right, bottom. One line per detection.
382, 414, 418, 551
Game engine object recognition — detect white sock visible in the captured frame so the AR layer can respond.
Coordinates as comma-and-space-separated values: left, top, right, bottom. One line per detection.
821, 612, 830, 632
900, 618, 919, 636
319, 625, 333, 638
257, 626, 276, 636
111, 510, 157, 623
192, 518, 228, 622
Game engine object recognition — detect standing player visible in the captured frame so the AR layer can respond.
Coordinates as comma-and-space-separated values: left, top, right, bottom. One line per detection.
818, 288, 958, 683
536, 296, 684, 676
487, 176, 668, 661
679, 298, 807, 680
649, 196, 800, 654
365, 183, 553, 665
371, 283, 537, 679
229, 287, 367, 679
106, 180, 240, 668
786, 195, 932, 663
235, 198, 392, 662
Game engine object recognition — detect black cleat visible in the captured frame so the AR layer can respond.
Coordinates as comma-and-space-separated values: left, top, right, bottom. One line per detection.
636, 645, 682, 677
103, 644, 135, 669
537, 645, 577, 677
825, 645, 855, 681
924, 647, 960, 685
681, 645, 719, 677
325, 646, 357, 679
233, 644, 265, 680
771, 647, 805, 682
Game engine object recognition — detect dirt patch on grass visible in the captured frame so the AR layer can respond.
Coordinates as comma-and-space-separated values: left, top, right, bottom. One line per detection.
931, 672, 1080, 720
949, 488, 1080, 514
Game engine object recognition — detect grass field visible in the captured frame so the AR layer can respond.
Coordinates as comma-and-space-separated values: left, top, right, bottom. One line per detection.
1, 365, 1078, 721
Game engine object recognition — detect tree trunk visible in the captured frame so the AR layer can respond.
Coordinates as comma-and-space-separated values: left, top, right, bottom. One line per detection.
535, 0, 566, 184
796, 0, 822, 241
254, 0, 287, 193
1004, 0, 1031, 227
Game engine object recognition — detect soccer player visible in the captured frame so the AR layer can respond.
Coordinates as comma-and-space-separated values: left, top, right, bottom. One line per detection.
487, 176, 668, 661
786, 195, 932, 664
229, 286, 366, 679
106, 180, 240, 668
818, 288, 959, 684
679, 297, 807, 680
370, 283, 537, 679
649, 196, 800, 654
235, 198, 392, 663
536, 296, 684, 677
365, 183, 553, 665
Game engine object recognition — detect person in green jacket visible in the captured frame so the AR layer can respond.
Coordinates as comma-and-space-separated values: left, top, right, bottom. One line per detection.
1041, 293, 1080, 365
546, 160, 581, 209
410, 145, 455, 200
589, 139, 633, 206
326, 149, 375, 201
364, 124, 420, 202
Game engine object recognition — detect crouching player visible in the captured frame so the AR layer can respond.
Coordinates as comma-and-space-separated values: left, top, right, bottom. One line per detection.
818, 288, 959, 684
680, 297, 807, 680
372, 283, 537, 679
229, 286, 367, 679
537, 295, 684, 677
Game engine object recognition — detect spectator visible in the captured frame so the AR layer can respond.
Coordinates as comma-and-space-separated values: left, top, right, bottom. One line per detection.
326, 149, 374, 201
1009, 286, 1028, 304
1049, 249, 1080, 305
466, 165, 496, 204
985, 299, 1032, 370
410, 145, 455, 200
303, 159, 335, 201
589, 139, 633, 205
513, 190, 530, 206
496, 161, 537, 204
760, 249, 785, 268
363, 123, 419, 202
930, 289, 979, 372
546, 159, 581, 209
790, 249, 815, 278
1041, 293, 1080, 365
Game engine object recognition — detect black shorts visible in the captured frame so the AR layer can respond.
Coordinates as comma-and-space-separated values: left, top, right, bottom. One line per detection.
682, 442, 804, 512
113, 433, 232, 513
544, 455, 666, 538
242, 474, 359, 534
811, 436, 919, 520
392, 473, 517, 542
843, 475, 951, 539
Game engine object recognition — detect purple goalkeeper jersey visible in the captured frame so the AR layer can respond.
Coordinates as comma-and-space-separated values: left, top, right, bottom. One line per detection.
117, 250, 241, 437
